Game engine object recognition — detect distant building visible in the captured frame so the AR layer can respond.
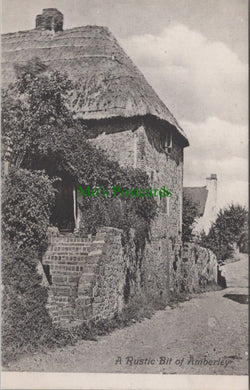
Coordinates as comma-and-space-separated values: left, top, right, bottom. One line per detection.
184, 174, 218, 235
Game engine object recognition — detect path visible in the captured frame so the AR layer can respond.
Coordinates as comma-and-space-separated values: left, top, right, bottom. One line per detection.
5, 254, 248, 375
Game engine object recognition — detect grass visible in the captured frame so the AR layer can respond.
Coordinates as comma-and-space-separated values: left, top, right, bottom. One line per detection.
2, 283, 221, 367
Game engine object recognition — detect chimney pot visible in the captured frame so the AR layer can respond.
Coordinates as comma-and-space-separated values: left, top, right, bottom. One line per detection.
36, 8, 63, 32
206, 173, 217, 181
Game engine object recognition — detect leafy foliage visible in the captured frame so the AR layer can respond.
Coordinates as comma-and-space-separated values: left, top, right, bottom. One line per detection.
182, 193, 199, 242
199, 204, 248, 261
1, 167, 55, 363
2, 167, 55, 254
1, 69, 75, 168
2, 242, 53, 363
2, 64, 159, 364
3, 66, 158, 251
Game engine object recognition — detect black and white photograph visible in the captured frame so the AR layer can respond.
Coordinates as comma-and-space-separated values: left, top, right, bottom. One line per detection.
1, 1, 248, 389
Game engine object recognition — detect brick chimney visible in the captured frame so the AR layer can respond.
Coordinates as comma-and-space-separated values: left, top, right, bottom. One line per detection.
36, 8, 63, 32
206, 174, 217, 213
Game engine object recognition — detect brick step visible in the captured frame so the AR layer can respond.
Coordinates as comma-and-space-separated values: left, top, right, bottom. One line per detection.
46, 246, 89, 250
44, 253, 89, 258
44, 252, 89, 256
53, 237, 91, 243
43, 257, 89, 265
49, 266, 86, 272
48, 241, 91, 246
49, 264, 98, 272
49, 244, 91, 249
46, 253, 90, 258
48, 249, 90, 254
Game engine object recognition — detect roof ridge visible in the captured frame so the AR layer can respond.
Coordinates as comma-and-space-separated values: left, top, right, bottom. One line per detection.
2, 25, 110, 38
1, 23, 189, 146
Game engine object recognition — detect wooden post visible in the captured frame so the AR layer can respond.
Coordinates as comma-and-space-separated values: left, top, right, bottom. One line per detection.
73, 187, 81, 232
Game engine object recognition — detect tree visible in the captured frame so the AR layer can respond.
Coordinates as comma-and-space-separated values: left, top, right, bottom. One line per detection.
199, 204, 248, 261
1, 64, 75, 168
182, 194, 199, 242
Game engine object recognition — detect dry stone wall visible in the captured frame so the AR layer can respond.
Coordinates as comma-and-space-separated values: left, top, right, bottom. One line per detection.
178, 243, 218, 293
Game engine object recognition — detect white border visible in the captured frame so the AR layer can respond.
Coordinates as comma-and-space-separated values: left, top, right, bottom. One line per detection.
1, 372, 248, 390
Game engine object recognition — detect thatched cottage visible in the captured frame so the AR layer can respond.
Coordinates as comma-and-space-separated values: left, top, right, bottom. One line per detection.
184, 174, 218, 235
2, 9, 218, 326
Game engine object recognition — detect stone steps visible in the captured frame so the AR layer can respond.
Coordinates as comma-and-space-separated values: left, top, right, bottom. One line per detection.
43, 230, 104, 325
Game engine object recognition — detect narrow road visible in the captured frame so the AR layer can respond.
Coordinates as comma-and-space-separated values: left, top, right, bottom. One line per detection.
5, 254, 248, 375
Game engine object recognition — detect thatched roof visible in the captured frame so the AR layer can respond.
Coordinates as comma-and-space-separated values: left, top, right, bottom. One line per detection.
1, 14, 189, 145
183, 186, 208, 217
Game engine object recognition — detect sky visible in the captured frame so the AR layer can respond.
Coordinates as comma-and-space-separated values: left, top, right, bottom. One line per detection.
2, 0, 248, 209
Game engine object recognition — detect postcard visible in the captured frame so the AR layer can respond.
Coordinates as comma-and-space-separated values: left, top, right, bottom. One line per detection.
1, 1, 248, 389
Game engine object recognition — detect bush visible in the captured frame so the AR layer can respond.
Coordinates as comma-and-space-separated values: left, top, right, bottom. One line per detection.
2, 168, 56, 363
199, 204, 248, 261
2, 167, 55, 254
1, 243, 53, 363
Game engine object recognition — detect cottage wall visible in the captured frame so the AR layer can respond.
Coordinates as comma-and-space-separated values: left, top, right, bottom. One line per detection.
87, 118, 184, 296
42, 118, 218, 327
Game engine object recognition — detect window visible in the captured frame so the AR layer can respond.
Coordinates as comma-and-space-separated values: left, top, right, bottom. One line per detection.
165, 131, 172, 154
160, 196, 170, 215
167, 196, 170, 216
160, 130, 172, 154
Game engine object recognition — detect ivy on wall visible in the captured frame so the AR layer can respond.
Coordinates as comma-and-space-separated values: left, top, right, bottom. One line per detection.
2, 63, 159, 362
2, 65, 158, 250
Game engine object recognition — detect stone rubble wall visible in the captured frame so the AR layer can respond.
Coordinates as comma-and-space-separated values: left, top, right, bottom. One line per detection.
177, 243, 218, 293
43, 226, 218, 327
88, 119, 184, 299
76, 227, 126, 323
42, 119, 218, 327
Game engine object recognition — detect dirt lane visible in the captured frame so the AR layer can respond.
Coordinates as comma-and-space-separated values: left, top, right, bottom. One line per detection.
5, 255, 248, 375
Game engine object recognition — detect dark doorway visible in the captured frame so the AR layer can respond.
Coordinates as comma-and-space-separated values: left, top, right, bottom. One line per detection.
217, 266, 227, 289
51, 176, 75, 232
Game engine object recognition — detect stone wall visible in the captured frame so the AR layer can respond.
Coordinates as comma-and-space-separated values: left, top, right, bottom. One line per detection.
88, 117, 184, 297
42, 227, 218, 327
178, 243, 218, 293
42, 118, 218, 327
76, 227, 126, 322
